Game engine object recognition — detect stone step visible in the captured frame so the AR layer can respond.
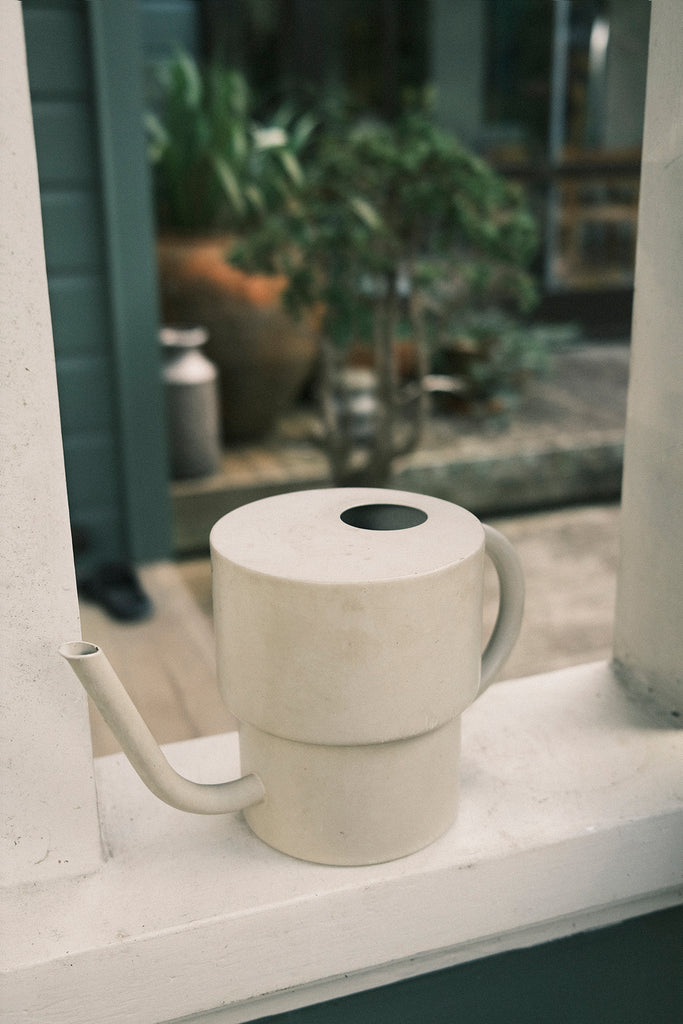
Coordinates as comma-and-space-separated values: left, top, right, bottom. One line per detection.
170, 343, 629, 554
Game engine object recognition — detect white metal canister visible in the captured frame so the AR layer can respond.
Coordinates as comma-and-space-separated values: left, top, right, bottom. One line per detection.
161, 326, 221, 479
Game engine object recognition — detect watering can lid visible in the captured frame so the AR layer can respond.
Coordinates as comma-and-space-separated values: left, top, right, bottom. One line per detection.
210, 487, 484, 585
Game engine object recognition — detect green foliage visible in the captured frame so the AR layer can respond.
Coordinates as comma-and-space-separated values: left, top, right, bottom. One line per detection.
146, 50, 315, 233
230, 103, 540, 350
432, 312, 578, 408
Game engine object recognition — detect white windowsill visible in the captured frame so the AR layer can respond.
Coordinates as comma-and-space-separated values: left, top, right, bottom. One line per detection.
3, 660, 682, 1024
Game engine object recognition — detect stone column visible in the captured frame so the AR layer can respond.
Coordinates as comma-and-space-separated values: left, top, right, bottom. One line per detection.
0, 0, 102, 884
613, 0, 683, 718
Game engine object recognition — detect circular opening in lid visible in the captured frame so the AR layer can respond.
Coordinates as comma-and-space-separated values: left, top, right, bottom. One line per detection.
340, 503, 428, 531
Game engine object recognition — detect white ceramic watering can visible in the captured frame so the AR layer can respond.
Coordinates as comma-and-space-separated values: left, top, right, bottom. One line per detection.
62, 488, 524, 865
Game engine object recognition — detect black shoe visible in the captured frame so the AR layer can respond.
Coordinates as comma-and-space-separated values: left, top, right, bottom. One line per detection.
79, 562, 153, 622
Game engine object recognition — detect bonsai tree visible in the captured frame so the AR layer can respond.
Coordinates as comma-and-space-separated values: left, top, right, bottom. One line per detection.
232, 104, 540, 484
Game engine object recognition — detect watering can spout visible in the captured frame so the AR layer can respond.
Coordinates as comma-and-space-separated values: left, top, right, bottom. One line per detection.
60, 641, 264, 815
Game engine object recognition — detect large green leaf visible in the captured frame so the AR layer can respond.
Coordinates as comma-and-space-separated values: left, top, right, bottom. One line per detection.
211, 155, 246, 216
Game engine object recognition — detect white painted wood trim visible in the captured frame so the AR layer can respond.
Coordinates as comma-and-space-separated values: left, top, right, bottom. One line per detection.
2, 661, 681, 1024
613, 0, 683, 716
0, 0, 102, 886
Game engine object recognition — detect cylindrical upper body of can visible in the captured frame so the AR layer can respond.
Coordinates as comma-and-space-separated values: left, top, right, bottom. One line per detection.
210, 488, 486, 746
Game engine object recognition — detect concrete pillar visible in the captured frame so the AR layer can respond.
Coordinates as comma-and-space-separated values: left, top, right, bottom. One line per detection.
0, 0, 102, 884
613, 0, 683, 717
431, 0, 485, 147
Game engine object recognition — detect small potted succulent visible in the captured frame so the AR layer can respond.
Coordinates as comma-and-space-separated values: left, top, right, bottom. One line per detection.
231, 102, 540, 484
146, 50, 318, 440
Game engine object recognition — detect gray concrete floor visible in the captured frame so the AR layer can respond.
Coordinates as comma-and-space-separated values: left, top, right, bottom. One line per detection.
483, 503, 619, 680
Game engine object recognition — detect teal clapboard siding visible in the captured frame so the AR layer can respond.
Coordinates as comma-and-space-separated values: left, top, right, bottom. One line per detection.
23, 0, 126, 569
254, 906, 682, 1024
139, 0, 201, 60
23, 0, 170, 573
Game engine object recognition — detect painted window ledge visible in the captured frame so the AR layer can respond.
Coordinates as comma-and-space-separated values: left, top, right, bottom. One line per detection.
4, 659, 681, 1024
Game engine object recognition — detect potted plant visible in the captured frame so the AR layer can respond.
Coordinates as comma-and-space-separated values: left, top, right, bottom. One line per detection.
146, 50, 318, 440
231, 102, 540, 484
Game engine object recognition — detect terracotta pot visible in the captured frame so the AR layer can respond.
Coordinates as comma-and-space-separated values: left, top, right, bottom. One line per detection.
157, 235, 318, 441
347, 340, 421, 383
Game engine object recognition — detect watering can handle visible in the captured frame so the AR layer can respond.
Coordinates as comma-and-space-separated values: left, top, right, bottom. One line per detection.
479, 524, 525, 693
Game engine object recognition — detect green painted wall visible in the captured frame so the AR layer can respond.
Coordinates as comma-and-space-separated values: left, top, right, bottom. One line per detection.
256, 906, 682, 1024
139, 0, 200, 59
23, 0, 171, 575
